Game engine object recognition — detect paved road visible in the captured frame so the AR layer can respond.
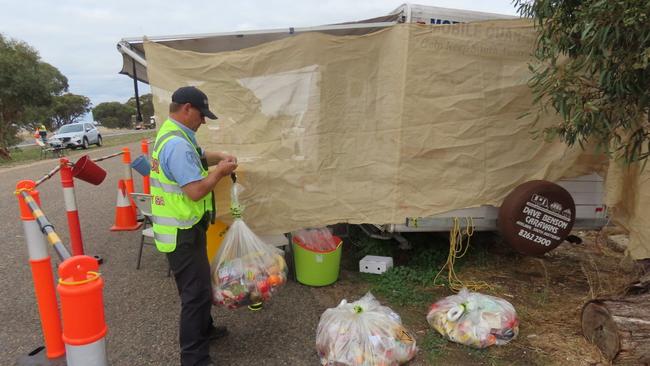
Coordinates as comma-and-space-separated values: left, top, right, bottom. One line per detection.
0, 141, 343, 366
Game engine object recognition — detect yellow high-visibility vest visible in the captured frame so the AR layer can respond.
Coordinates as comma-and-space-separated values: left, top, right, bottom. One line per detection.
150, 120, 212, 252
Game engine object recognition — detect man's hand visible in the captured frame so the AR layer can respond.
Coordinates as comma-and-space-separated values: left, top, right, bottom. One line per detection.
204, 151, 237, 166
222, 154, 237, 164
181, 160, 238, 201
216, 159, 237, 177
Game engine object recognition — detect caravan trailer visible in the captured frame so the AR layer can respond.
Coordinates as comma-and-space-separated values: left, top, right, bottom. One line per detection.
389, 3, 518, 25
117, 4, 607, 254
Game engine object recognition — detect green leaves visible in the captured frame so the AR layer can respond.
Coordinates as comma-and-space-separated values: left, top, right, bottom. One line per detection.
92, 101, 136, 129
51, 94, 92, 126
126, 93, 155, 124
515, 0, 650, 163
0, 33, 70, 148
92, 93, 154, 129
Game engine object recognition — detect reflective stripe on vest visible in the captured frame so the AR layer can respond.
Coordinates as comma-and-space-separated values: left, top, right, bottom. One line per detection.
153, 130, 187, 152
154, 231, 176, 245
151, 215, 198, 227
150, 119, 211, 253
150, 177, 184, 194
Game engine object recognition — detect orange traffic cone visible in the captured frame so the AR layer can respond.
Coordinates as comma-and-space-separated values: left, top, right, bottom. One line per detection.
110, 179, 142, 231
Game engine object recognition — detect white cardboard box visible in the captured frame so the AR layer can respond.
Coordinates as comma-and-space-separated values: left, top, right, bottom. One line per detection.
359, 255, 394, 274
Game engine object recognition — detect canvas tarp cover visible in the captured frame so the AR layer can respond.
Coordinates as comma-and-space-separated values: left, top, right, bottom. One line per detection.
142, 20, 649, 259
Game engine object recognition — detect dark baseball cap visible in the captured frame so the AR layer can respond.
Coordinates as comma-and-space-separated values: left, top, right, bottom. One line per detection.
171, 86, 218, 119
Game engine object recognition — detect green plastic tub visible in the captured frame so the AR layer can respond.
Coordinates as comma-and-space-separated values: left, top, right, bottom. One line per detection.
292, 235, 342, 286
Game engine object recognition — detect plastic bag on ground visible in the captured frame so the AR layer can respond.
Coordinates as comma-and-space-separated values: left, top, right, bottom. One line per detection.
316, 292, 417, 365
211, 182, 287, 309
426, 288, 519, 348
292, 227, 340, 252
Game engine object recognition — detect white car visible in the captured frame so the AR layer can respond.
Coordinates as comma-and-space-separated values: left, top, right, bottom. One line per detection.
48, 123, 102, 149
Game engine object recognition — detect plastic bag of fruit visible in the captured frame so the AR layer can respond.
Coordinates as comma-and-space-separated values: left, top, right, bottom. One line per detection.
211, 180, 287, 309
426, 288, 519, 348
316, 292, 417, 365
292, 227, 339, 252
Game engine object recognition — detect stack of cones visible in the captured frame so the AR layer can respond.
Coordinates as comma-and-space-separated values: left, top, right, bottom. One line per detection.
110, 179, 142, 231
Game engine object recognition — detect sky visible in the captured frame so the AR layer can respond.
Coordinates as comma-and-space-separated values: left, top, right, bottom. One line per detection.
0, 1, 519, 122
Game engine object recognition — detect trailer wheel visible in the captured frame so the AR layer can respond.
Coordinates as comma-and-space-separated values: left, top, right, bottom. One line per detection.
497, 180, 575, 256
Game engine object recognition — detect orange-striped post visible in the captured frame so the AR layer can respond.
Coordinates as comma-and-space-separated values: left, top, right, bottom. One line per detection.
59, 158, 84, 256
140, 139, 150, 194
121, 147, 136, 210
15, 180, 65, 359
57, 255, 108, 366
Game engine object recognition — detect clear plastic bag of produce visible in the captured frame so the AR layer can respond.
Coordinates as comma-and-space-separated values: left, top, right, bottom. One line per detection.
211, 182, 287, 309
292, 227, 340, 252
316, 292, 418, 365
426, 288, 519, 348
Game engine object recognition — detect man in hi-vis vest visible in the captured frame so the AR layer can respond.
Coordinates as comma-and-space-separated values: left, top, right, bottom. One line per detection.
151, 86, 237, 366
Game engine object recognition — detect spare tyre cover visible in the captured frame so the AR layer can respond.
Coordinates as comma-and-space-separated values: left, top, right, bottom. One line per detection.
498, 180, 575, 256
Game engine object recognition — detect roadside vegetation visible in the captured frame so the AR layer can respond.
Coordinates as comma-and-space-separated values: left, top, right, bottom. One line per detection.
1, 33, 154, 161
0, 130, 155, 168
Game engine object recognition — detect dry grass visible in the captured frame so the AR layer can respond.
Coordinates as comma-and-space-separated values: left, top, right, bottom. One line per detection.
325, 227, 638, 365
462, 229, 636, 365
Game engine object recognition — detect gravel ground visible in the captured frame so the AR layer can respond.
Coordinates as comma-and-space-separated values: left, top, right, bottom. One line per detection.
0, 141, 342, 366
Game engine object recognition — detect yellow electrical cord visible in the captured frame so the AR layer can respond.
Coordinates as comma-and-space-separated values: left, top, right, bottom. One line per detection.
433, 217, 492, 293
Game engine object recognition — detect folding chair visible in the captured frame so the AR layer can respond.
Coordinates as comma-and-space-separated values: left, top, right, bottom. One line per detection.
131, 193, 173, 276
34, 138, 50, 160
35, 138, 65, 159
130, 193, 154, 269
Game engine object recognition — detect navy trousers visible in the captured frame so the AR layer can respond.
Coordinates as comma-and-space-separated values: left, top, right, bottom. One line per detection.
167, 218, 214, 366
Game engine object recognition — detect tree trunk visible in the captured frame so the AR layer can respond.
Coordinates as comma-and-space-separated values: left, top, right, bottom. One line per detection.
582, 292, 650, 365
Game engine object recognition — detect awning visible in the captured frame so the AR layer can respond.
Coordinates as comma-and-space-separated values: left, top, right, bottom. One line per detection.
117, 13, 401, 84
